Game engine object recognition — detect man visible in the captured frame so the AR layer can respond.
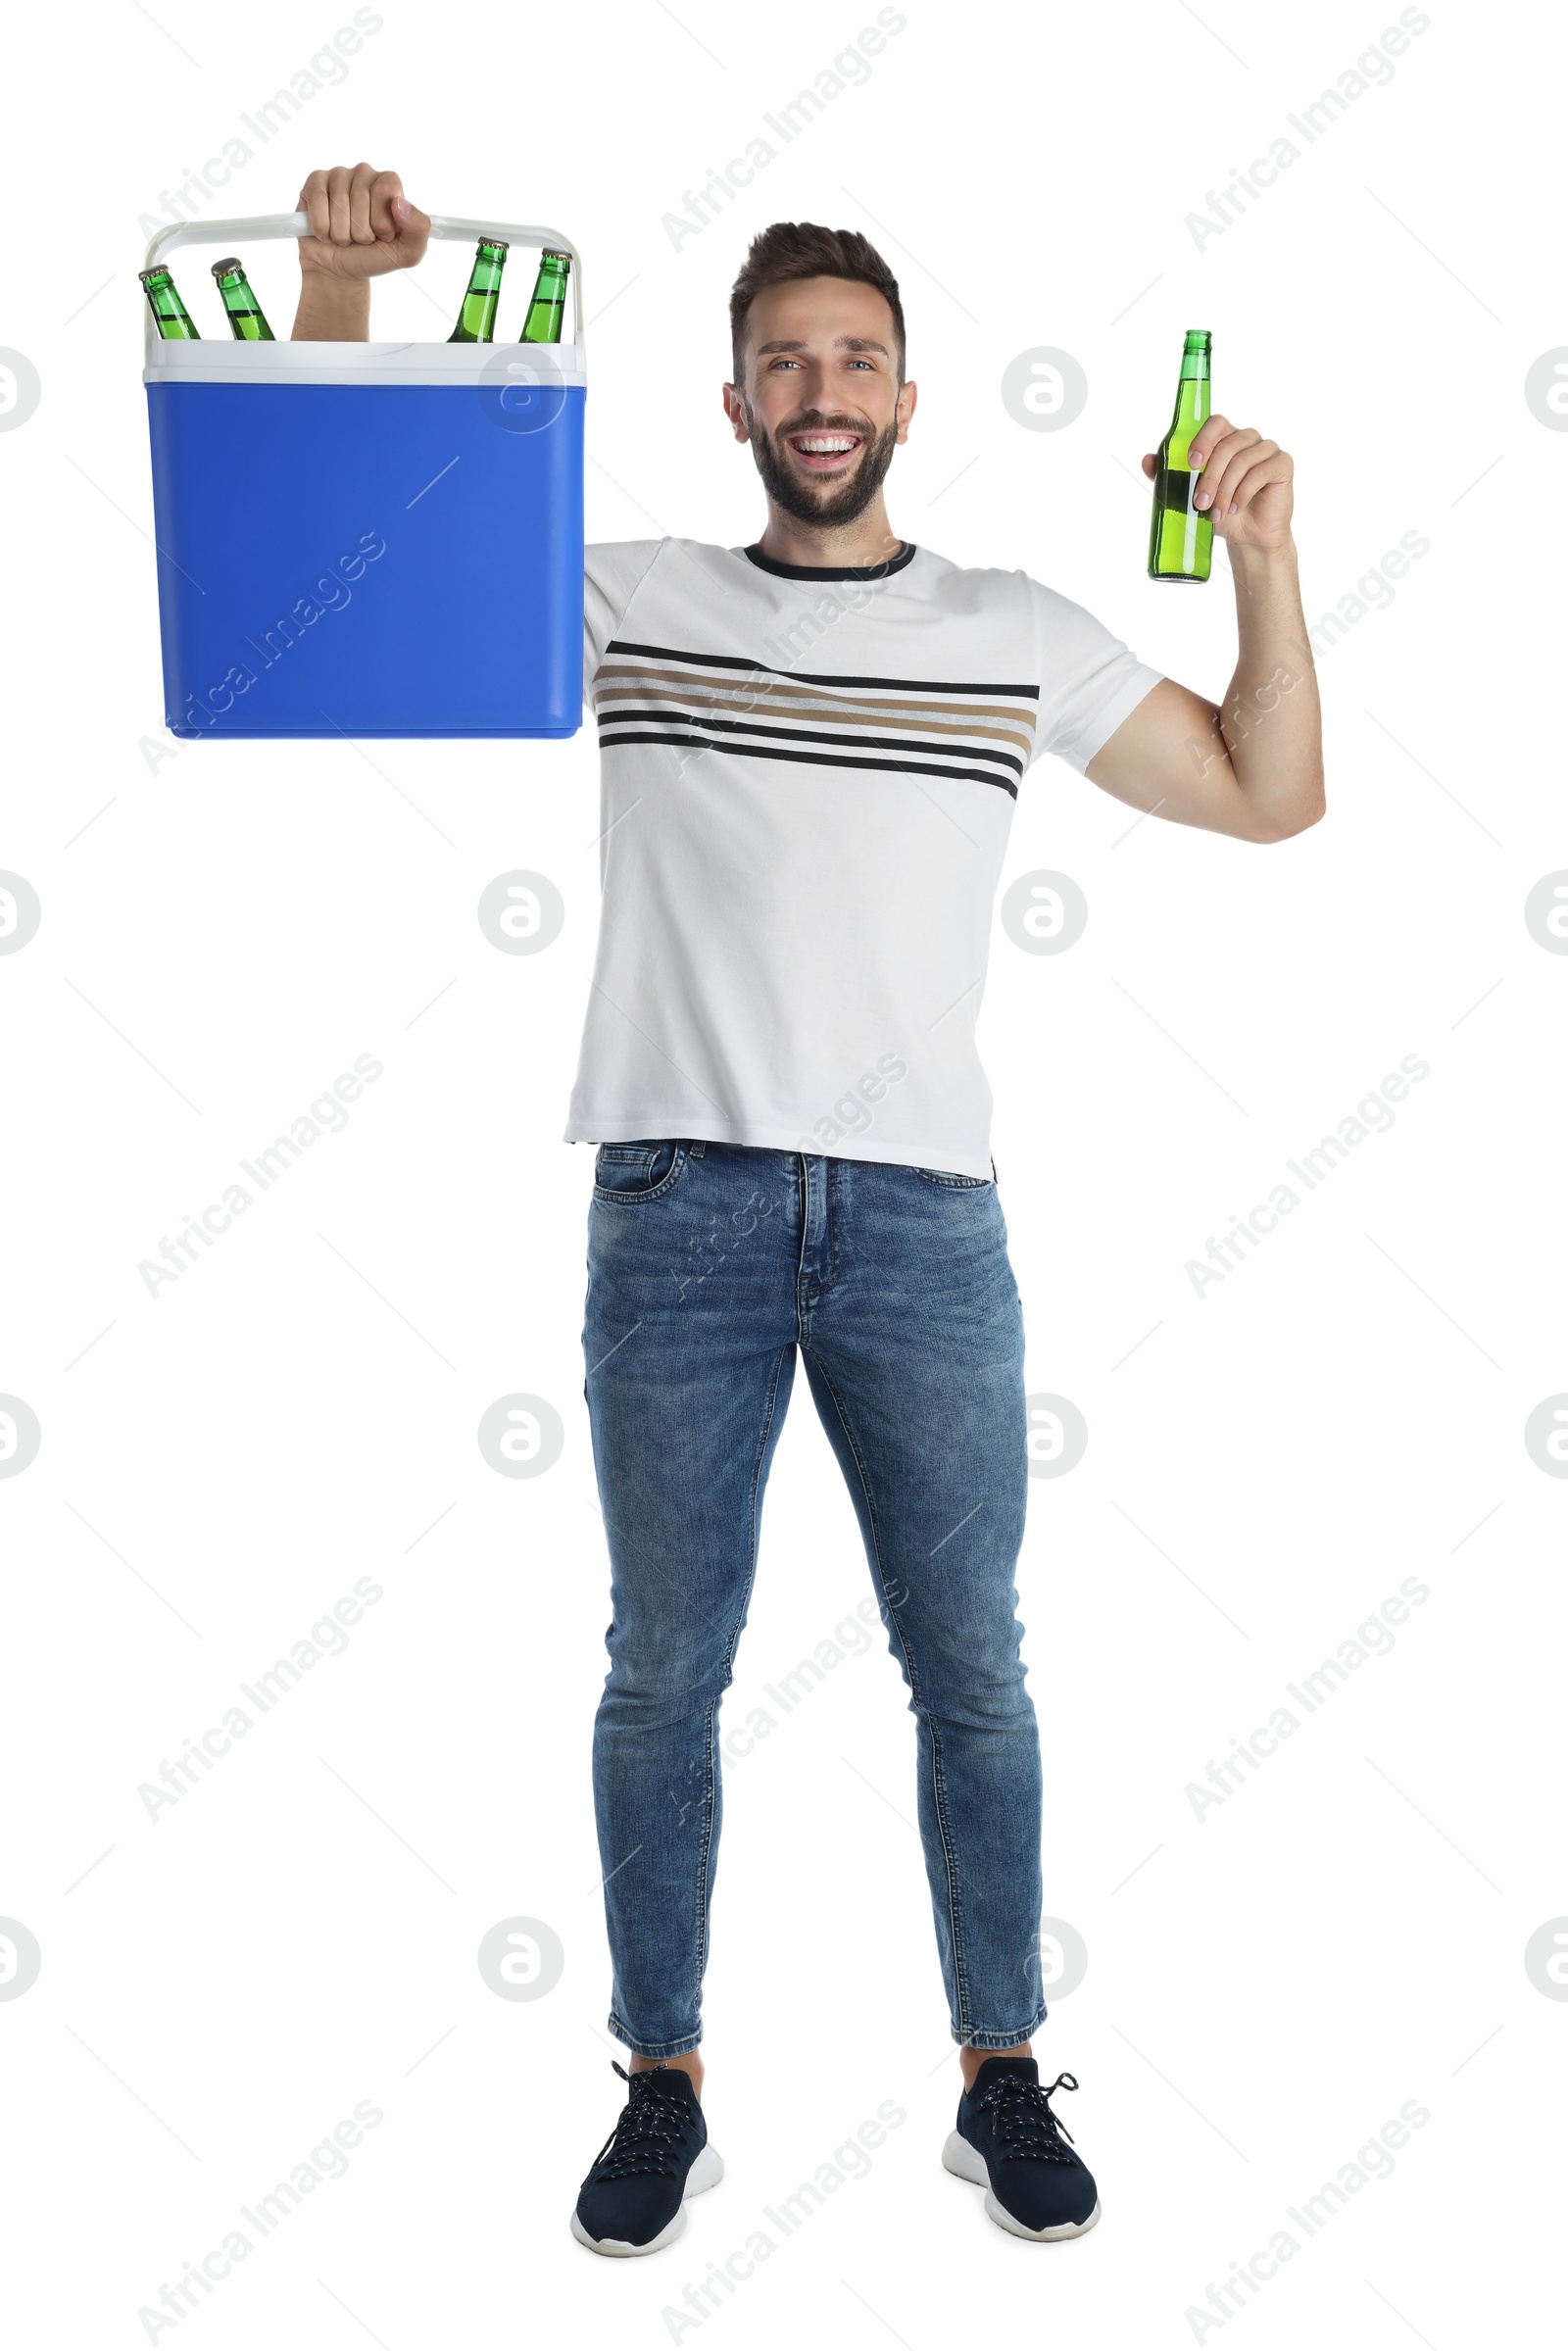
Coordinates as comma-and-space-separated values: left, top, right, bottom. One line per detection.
292, 162, 1324, 2257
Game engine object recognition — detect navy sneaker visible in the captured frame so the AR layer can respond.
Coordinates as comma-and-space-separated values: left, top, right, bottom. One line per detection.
943, 2057, 1101, 2240
571, 2061, 722, 2257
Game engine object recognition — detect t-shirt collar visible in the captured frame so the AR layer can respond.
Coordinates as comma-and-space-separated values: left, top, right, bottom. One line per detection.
741, 540, 917, 583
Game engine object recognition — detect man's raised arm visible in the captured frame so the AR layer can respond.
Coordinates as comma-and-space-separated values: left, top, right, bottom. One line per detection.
1086, 416, 1326, 846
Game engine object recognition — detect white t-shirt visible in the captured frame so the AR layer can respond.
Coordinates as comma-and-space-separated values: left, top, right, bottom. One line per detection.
566, 538, 1163, 1180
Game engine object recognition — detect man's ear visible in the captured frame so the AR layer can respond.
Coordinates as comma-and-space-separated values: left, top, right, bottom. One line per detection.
722, 380, 752, 445
895, 378, 918, 445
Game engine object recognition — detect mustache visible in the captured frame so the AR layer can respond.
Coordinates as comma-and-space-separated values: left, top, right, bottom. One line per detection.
767, 410, 877, 443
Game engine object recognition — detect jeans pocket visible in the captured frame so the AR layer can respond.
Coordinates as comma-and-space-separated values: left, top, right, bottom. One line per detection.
593, 1140, 689, 1204
911, 1164, 993, 1189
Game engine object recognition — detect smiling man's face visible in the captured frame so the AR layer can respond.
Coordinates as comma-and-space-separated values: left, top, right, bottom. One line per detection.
724, 274, 916, 529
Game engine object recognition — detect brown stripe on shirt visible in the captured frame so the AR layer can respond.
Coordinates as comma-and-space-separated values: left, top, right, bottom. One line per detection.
592, 661, 1038, 747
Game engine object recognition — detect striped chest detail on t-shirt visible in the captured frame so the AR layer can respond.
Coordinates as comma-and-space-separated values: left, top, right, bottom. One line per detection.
592, 640, 1039, 798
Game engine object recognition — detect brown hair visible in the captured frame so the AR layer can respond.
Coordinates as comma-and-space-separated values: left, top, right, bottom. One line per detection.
728, 221, 906, 386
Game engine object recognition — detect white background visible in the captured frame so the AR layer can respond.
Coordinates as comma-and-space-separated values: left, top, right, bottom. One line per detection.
2, 1, 1564, 2344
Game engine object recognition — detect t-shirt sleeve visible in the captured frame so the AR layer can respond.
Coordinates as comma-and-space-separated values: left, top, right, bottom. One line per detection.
1024, 575, 1165, 776
583, 540, 666, 708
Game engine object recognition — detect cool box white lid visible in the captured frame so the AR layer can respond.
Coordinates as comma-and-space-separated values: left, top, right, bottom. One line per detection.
141, 209, 586, 387
144, 338, 588, 388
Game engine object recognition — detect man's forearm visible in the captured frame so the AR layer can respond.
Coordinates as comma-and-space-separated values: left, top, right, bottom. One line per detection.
291, 269, 371, 340
1218, 540, 1324, 833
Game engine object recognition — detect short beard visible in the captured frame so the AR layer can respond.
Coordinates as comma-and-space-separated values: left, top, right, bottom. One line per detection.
743, 401, 901, 529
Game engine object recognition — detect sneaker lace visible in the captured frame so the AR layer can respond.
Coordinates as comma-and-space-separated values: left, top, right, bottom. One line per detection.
590, 2061, 693, 2180
978, 2069, 1080, 2163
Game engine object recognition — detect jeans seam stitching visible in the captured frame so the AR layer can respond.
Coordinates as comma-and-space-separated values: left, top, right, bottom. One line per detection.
804, 1344, 972, 2033
825, 1154, 841, 1288
691, 1339, 792, 2005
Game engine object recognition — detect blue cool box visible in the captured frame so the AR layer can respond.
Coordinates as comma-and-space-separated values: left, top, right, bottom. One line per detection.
142, 217, 586, 740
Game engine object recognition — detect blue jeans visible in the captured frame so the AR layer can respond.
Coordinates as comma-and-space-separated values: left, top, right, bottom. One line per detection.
582, 1141, 1045, 2057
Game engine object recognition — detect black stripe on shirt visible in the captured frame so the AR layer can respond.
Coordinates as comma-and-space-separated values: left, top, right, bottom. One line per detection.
596, 731, 1019, 798
742, 540, 918, 582
597, 705, 1025, 778
605, 640, 1040, 699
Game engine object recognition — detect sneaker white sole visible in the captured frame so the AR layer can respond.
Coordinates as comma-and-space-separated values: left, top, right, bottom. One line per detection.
942, 2131, 1101, 2241
570, 2140, 725, 2258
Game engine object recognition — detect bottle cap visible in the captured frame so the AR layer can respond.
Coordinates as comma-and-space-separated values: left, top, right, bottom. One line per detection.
138, 267, 172, 285
211, 257, 244, 281
477, 237, 510, 255
541, 249, 571, 267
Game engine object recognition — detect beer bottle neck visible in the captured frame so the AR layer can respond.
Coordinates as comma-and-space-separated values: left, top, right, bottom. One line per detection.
1172, 366, 1210, 430
467, 249, 507, 293
519, 255, 570, 344
217, 272, 274, 340
142, 271, 199, 338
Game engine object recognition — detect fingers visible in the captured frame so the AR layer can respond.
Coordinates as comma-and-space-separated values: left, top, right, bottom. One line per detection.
393, 203, 433, 269
298, 164, 382, 247
1193, 421, 1291, 515
380, 174, 431, 267
323, 165, 347, 243
1192, 418, 1260, 510
298, 169, 332, 242
1219, 450, 1293, 519
296, 165, 427, 282
368, 169, 406, 241
305, 164, 351, 245
348, 161, 378, 245
1188, 416, 1245, 506
1152, 412, 1294, 527
1187, 413, 1231, 475
1142, 453, 1156, 479
1195, 430, 1263, 513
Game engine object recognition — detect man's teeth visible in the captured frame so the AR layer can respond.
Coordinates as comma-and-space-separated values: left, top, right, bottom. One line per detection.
794, 436, 858, 453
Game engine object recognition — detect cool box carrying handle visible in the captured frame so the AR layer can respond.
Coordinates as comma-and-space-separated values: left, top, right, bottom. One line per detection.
141, 212, 585, 344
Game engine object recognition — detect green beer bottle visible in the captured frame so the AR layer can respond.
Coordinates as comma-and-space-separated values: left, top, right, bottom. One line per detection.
449, 237, 509, 342
519, 248, 570, 344
139, 265, 201, 339
211, 256, 275, 342
1148, 330, 1212, 583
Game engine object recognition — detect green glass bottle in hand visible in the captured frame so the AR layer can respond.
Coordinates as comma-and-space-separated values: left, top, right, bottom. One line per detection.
1148, 330, 1212, 583
449, 238, 509, 343
211, 257, 275, 342
139, 265, 201, 339
519, 248, 570, 344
